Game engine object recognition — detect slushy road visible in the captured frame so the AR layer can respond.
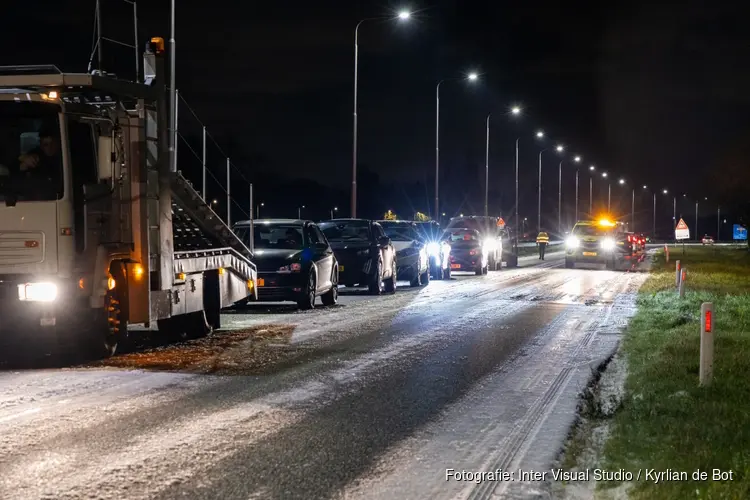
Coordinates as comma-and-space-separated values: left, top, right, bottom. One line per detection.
0, 250, 648, 499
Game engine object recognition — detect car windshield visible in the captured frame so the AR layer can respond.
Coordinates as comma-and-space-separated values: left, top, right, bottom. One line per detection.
572, 225, 613, 237
446, 218, 496, 235
319, 221, 371, 241
235, 224, 305, 250
448, 230, 480, 242
0, 101, 64, 202
381, 223, 419, 241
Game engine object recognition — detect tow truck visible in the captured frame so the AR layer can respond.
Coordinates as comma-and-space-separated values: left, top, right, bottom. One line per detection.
0, 37, 257, 357
564, 219, 632, 270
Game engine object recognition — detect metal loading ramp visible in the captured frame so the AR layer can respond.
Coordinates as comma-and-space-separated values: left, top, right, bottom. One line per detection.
169, 172, 257, 284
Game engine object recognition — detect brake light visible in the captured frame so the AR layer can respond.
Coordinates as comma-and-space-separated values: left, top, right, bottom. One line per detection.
463, 234, 471, 241
627, 235, 632, 242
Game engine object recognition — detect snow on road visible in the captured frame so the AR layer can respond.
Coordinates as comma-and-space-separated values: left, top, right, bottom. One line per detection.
0, 253, 649, 499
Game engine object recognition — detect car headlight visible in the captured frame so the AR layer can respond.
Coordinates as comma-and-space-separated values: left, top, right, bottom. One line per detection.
18, 282, 58, 302
566, 236, 579, 249
426, 242, 441, 256
600, 238, 615, 250
483, 238, 498, 251
278, 263, 302, 273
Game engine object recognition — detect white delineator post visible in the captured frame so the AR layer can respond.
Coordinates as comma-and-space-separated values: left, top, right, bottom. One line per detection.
676, 260, 681, 288
700, 302, 714, 386
665, 244, 670, 263
679, 268, 686, 298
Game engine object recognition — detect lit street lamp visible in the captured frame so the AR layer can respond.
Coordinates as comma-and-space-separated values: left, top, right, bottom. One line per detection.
484, 113, 491, 216
331, 206, 338, 219
588, 165, 595, 216
256, 201, 264, 218
555, 145, 565, 233
351, 10, 411, 218
511, 106, 523, 239
435, 71, 479, 219
536, 132, 546, 233
572, 155, 582, 224
298, 205, 305, 219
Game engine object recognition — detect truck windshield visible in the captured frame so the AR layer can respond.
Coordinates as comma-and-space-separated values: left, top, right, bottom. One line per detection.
0, 101, 63, 202
572, 225, 612, 237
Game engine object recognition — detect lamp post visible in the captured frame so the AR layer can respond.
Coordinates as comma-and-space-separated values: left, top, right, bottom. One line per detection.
601, 172, 609, 212
331, 206, 338, 219
536, 130, 545, 233
510, 105, 521, 237
435, 72, 479, 219
256, 202, 264, 218
555, 144, 564, 234
484, 113, 490, 216
587, 165, 596, 216
352, 10, 411, 218
298, 205, 305, 219
573, 156, 581, 225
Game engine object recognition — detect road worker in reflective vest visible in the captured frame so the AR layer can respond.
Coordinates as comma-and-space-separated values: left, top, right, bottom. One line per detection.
536, 230, 550, 260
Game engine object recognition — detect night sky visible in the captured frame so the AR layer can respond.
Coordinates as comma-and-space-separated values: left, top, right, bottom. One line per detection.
3, 1, 749, 230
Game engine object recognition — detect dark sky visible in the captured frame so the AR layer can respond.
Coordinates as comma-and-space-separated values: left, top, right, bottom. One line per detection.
3, 1, 750, 226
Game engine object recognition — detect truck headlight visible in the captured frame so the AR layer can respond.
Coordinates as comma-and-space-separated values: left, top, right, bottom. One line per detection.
483, 238, 498, 251
601, 238, 615, 250
18, 282, 58, 302
566, 236, 579, 249
426, 242, 441, 256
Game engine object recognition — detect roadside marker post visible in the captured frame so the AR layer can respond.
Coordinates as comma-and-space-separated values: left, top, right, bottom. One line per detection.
665, 244, 670, 263
679, 268, 686, 298
676, 260, 681, 288
700, 302, 714, 386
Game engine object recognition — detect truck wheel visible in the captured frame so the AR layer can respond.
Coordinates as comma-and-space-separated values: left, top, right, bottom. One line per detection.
475, 265, 483, 276
297, 271, 317, 309
384, 261, 397, 294
101, 288, 124, 357
565, 258, 574, 269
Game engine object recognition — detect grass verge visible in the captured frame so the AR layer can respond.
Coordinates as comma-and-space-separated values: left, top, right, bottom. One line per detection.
601, 246, 750, 499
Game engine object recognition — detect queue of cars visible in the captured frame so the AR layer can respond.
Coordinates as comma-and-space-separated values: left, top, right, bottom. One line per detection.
232, 215, 518, 309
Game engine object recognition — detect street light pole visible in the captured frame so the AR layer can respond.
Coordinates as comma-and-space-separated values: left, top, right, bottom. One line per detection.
589, 177, 593, 215
717, 206, 721, 240
695, 201, 699, 240
515, 138, 519, 238
484, 113, 490, 217
538, 149, 546, 233
608, 183, 611, 213
558, 160, 563, 233
632, 189, 635, 230
435, 80, 442, 220
575, 169, 579, 223
653, 192, 656, 237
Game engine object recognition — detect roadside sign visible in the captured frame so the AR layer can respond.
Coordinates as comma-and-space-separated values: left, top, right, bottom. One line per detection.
675, 218, 690, 240
733, 224, 747, 240
497, 217, 506, 228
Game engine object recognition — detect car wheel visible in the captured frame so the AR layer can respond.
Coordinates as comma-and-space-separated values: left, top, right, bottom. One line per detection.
384, 261, 397, 294
420, 267, 430, 286
321, 282, 338, 306
297, 271, 316, 309
410, 268, 421, 287
368, 260, 383, 295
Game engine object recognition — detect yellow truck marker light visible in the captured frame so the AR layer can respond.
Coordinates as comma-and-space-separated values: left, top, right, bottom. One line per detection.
218, 267, 225, 275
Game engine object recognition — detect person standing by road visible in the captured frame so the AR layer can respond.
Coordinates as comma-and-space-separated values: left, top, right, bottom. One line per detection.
536, 229, 550, 260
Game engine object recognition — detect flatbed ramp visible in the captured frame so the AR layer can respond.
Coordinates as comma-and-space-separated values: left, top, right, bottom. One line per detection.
170, 172, 257, 296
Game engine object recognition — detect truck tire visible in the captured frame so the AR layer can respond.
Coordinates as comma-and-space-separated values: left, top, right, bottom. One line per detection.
420, 267, 430, 285
506, 254, 518, 268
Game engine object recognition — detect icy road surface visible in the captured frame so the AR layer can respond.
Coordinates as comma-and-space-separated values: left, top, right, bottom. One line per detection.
0, 250, 649, 500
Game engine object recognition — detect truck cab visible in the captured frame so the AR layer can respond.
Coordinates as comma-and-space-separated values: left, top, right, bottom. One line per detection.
0, 39, 257, 357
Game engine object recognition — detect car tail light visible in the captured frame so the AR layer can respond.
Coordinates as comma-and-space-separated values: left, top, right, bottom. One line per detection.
627, 235, 632, 242
469, 249, 477, 256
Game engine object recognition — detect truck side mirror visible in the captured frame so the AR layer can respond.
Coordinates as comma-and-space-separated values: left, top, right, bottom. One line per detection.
97, 135, 115, 182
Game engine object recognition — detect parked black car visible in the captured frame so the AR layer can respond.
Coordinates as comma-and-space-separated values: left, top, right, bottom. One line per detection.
377, 220, 430, 287
415, 220, 451, 280
319, 219, 397, 295
446, 228, 489, 275
233, 219, 338, 309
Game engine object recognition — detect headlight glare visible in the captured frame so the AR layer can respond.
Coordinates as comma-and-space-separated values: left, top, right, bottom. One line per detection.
601, 238, 615, 250
18, 282, 58, 302
426, 242, 441, 256
566, 236, 579, 248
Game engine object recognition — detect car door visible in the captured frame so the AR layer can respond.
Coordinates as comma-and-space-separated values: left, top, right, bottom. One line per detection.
307, 223, 333, 291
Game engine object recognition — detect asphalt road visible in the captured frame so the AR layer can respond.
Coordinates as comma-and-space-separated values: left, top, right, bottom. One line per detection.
0, 249, 650, 500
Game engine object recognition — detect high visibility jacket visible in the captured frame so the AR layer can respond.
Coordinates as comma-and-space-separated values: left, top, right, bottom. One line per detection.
536, 232, 550, 244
